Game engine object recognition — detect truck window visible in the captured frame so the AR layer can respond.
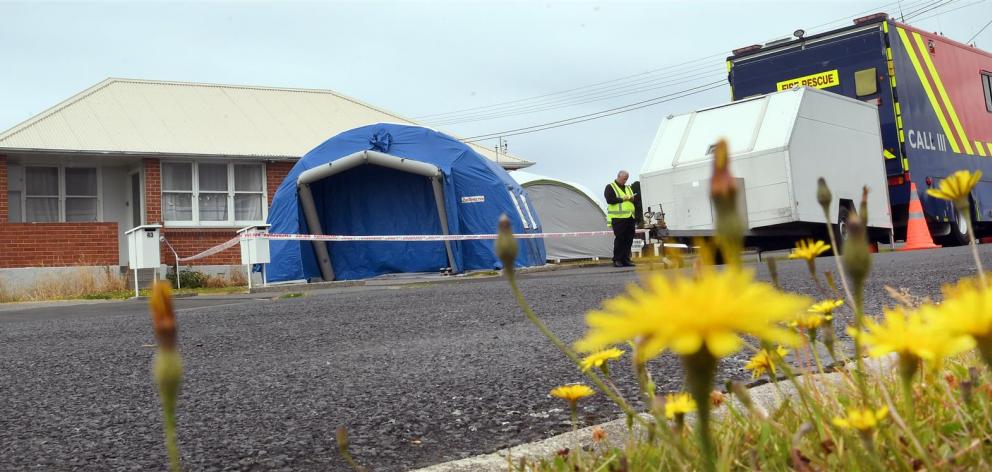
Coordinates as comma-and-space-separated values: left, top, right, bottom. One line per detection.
984, 71, 992, 112
855, 67, 878, 97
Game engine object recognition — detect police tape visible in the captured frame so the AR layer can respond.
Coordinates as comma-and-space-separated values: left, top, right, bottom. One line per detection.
178, 229, 647, 263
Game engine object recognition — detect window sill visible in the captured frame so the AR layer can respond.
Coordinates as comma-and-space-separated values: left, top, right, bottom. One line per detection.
163, 222, 267, 230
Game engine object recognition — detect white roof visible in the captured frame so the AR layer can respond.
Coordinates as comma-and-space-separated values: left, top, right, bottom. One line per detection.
642, 87, 840, 175
510, 170, 606, 211
0, 78, 532, 169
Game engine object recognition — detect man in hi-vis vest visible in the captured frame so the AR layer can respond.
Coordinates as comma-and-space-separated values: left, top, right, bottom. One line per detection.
604, 170, 637, 267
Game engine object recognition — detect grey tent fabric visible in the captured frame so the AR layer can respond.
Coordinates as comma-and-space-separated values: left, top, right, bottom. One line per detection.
510, 171, 613, 261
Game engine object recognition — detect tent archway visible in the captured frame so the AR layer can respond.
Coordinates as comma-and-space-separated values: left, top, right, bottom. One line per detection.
296, 150, 457, 281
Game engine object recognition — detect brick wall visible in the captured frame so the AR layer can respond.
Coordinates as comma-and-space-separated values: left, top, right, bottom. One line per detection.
266, 161, 294, 204
161, 228, 242, 266
0, 155, 7, 224
0, 223, 119, 268
143, 158, 161, 225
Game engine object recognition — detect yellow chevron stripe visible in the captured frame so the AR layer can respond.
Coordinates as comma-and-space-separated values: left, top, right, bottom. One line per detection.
977, 141, 988, 157
912, 32, 974, 155
988, 142, 992, 155
896, 27, 961, 153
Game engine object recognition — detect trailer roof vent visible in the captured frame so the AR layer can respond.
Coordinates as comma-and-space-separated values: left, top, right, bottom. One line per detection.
732, 44, 762, 56
853, 12, 889, 25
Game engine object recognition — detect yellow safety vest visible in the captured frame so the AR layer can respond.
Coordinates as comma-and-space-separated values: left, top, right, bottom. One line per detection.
606, 181, 635, 224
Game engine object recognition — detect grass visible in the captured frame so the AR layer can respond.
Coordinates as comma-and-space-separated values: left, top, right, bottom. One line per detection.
478, 155, 992, 471
0, 267, 248, 303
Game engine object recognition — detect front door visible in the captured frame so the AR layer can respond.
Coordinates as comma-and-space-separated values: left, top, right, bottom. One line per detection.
130, 171, 142, 228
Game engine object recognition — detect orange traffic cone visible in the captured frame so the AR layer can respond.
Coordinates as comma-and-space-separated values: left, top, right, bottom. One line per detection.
900, 182, 941, 251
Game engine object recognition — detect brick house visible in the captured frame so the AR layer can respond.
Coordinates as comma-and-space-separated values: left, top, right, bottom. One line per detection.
0, 78, 532, 287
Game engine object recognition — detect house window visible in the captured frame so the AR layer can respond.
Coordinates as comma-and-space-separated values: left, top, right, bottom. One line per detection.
983, 71, 992, 113
161, 162, 265, 225
23, 166, 99, 222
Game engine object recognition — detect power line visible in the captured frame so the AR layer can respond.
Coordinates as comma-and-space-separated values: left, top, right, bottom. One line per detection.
424, 0, 932, 126
430, 70, 726, 126
426, 65, 724, 124
463, 81, 725, 142
464, 84, 726, 142
904, 0, 959, 21
911, 0, 987, 22
967, 17, 992, 43
453, 0, 938, 142
414, 53, 728, 121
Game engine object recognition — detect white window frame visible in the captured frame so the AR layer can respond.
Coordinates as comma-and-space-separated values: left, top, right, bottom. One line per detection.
21, 165, 103, 223
160, 161, 268, 227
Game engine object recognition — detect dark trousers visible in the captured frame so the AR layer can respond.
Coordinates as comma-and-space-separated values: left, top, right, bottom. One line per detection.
611, 218, 636, 263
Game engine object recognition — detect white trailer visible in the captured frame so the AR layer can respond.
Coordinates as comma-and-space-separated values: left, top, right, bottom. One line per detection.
639, 86, 892, 249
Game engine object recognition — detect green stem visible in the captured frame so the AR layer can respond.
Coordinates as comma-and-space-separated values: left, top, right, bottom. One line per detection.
977, 336, 992, 372
964, 205, 986, 285
570, 404, 578, 433
506, 273, 647, 427
162, 398, 180, 472
852, 283, 870, 406
898, 355, 918, 425
877, 379, 937, 471
821, 208, 856, 308
683, 349, 717, 472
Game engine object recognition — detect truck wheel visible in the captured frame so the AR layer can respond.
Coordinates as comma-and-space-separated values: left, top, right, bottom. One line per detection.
830, 206, 852, 254
942, 206, 972, 247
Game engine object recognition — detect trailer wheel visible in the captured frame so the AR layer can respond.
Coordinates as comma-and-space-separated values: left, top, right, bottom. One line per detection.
830, 205, 853, 254
942, 206, 972, 247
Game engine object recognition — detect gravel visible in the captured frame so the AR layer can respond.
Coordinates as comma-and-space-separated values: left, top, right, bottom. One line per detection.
0, 245, 985, 471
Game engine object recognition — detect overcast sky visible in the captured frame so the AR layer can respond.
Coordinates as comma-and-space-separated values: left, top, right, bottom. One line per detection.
2, 0, 989, 193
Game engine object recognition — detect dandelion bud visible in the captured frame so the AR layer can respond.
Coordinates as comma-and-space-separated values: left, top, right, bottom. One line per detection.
859, 186, 870, 224
495, 214, 518, 272
824, 271, 838, 293
591, 426, 607, 444
766, 257, 780, 289
149, 280, 182, 472
710, 390, 726, 408
710, 140, 737, 203
709, 139, 744, 265
842, 212, 871, 286
336, 426, 351, 452
817, 178, 832, 213
150, 282, 177, 351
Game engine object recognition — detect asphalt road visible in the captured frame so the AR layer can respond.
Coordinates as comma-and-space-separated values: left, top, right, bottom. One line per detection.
0, 245, 986, 471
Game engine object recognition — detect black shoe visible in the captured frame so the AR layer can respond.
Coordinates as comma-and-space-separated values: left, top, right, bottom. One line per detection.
613, 261, 624, 268
622, 261, 636, 267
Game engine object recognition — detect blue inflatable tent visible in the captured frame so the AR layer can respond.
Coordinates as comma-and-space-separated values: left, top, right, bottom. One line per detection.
266, 124, 546, 282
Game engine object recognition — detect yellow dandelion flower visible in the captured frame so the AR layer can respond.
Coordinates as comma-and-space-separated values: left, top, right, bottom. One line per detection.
936, 279, 992, 338
849, 305, 974, 368
575, 268, 809, 361
579, 348, 625, 372
832, 406, 888, 431
791, 313, 831, 330
550, 384, 595, 404
926, 169, 982, 204
788, 239, 830, 261
664, 393, 697, 419
809, 299, 844, 315
744, 346, 788, 379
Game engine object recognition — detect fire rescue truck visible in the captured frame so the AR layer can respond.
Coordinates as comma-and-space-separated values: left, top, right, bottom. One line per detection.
727, 12, 992, 245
